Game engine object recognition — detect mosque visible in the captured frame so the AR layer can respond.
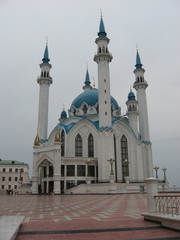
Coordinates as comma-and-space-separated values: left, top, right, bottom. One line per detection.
31, 17, 154, 194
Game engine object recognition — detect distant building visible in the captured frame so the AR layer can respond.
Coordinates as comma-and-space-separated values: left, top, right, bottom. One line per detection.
32, 16, 154, 194
0, 159, 29, 194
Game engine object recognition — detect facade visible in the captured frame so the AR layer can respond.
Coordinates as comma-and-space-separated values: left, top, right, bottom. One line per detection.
31, 17, 154, 194
0, 159, 29, 193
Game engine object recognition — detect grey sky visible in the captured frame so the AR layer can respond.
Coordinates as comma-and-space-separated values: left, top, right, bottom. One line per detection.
0, 0, 180, 187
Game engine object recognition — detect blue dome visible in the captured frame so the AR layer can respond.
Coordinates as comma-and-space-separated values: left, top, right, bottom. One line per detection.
71, 88, 120, 109
128, 91, 136, 101
60, 109, 67, 119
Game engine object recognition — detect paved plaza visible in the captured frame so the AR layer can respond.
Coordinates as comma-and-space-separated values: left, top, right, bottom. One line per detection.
0, 194, 180, 240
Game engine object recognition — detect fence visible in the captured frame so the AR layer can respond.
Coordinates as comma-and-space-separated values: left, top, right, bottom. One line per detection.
154, 195, 180, 216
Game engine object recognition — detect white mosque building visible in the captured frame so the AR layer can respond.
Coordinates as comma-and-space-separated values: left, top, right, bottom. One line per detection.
31, 17, 154, 194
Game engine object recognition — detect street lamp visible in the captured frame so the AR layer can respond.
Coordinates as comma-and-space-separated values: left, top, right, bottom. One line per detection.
86, 159, 92, 184
162, 168, 167, 182
153, 166, 159, 179
107, 158, 115, 176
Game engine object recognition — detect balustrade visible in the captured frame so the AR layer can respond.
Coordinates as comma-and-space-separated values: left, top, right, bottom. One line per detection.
154, 195, 180, 216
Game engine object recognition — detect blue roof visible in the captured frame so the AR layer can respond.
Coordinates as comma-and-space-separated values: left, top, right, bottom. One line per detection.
128, 91, 136, 101
71, 88, 120, 109
135, 51, 143, 69
98, 17, 107, 38
42, 45, 50, 63
60, 109, 67, 119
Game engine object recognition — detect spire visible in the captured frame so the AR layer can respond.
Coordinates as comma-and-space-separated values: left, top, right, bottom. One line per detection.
84, 68, 91, 87
42, 43, 50, 63
83, 67, 92, 91
98, 14, 107, 38
135, 49, 143, 69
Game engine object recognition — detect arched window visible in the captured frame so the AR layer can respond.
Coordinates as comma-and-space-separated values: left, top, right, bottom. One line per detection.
75, 134, 82, 157
121, 135, 129, 182
88, 134, 94, 157
61, 130, 65, 156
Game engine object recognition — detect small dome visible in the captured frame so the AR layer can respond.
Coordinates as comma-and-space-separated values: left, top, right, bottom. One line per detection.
60, 109, 67, 119
128, 91, 136, 101
71, 88, 120, 110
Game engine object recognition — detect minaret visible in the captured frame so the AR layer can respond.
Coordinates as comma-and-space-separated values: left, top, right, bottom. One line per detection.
83, 67, 92, 91
94, 16, 114, 182
37, 43, 52, 141
94, 15, 113, 128
126, 89, 139, 137
133, 50, 150, 142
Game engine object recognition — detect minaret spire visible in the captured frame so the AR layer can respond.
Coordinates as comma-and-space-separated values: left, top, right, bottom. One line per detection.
83, 65, 92, 91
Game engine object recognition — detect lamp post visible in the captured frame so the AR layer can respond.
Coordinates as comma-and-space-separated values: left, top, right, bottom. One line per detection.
122, 159, 129, 183
162, 168, 167, 182
86, 159, 91, 184
153, 166, 159, 179
107, 158, 115, 176
107, 158, 115, 183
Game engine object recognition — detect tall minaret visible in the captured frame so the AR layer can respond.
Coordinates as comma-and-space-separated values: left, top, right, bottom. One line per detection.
94, 15, 113, 128
133, 50, 150, 142
37, 43, 52, 140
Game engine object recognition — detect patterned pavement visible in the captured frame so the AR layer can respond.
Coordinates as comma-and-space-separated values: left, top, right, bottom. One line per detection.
0, 194, 180, 240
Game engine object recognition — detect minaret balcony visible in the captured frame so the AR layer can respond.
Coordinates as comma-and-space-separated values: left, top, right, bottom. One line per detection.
94, 52, 113, 63
37, 77, 53, 85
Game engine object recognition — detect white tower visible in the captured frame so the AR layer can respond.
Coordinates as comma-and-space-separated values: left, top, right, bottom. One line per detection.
37, 44, 52, 140
94, 16, 113, 128
133, 51, 153, 178
126, 89, 139, 137
94, 17, 114, 182
133, 51, 150, 142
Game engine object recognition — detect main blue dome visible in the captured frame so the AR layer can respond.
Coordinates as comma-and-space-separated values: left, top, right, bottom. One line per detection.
71, 88, 120, 109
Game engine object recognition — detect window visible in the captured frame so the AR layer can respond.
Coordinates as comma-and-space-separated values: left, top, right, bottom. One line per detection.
104, 79, 106, 83
105, 112, 107, 115
9, 177, 11, 181
67, 165, 75, 176
66, 180, 75, 189
49, 166, 54, 177
105, 101, 107, 104
77, 165, 85, 176
75, 134, 82, 157
121, 135, 129, 181
61, 130, 65, 156
104, 90, 106, 93
88, 134, 94, 157
15, 177, 18, 181
8, 185, 11, 189
3, 168, 6, 172
14, 185, 17, 189
9, 168, 12, 172
2, 177, 5, 181
15, 168, 18, 172
61, 165, 65, 177
2, 185, 4, 189
88, 165, 95, 177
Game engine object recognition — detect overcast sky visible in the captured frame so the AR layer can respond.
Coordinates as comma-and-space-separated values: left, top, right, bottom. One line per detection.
0, 0, 179, 187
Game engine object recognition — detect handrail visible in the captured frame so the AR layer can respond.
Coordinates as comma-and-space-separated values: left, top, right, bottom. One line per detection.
154, 195, 180, 216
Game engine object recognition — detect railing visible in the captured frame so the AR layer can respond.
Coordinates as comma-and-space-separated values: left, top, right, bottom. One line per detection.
154, 195, 180, 216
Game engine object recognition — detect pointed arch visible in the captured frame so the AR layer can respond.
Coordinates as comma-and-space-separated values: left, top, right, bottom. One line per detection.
88, 133, 94, 157
61, 129, 65, 156
75, 134, 82, 157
